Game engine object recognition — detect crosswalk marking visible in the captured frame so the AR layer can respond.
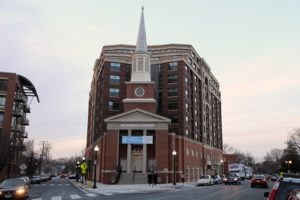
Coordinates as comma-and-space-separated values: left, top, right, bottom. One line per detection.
70, 194, 81, 199
86, 193, 97, 197
51, 196, 62, 200
104, 193, 113, 196
32, 198, 42, 200
66, 184, 70, 186
58, 184, 62, 186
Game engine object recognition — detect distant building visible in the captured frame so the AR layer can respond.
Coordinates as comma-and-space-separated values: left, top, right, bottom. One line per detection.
0, 72, 39, 180
85, 9, 223, 184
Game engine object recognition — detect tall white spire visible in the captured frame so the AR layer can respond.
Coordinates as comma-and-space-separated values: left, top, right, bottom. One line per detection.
131, 7, 151, 82
136, 6, 148, 52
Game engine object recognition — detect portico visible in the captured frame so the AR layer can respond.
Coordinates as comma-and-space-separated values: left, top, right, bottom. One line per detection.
104, 108, 171, 174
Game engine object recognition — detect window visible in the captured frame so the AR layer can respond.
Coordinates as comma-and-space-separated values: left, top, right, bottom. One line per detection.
185, 77, 188, 85
185, 90, 189, 98
185, 65, 188, 73
185, 103, 189, 112
110, 75, 120, 84
168, 62, 178, 71
169, 117, 178, 123
110, 63, 121, 71
186, 130, 189, 135
109, 101, 120, 110
0, 112, 4, 125
109, 88, 120, 97
138, 58, 143, 71
168, 75, 178, 83
168, 88, 178, 96
186, 147, 189, 156
0, 80, 8, 92
168, 101, 178, 110
0, 96, 6, 109
186, 116, 189, 123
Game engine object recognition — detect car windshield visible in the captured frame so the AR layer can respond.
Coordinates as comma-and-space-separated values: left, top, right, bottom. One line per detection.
0, 179, 24, 188
275, 181, 300, 200
200, 176, 209, 179
254, 175, 264, 179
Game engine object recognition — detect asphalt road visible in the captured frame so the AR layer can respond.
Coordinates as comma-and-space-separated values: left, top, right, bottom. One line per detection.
29, 178, 99, 200
28, 178, 274, 200
107, 181, 274, 200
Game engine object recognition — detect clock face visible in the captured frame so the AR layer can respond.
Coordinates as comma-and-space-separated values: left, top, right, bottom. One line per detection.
135, 87, 145, 97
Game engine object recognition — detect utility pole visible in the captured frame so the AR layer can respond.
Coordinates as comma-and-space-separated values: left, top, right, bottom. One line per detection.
39, 141, 47, 175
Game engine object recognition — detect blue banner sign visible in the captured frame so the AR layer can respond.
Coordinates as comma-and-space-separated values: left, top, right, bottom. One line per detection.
122, 136, 153, 144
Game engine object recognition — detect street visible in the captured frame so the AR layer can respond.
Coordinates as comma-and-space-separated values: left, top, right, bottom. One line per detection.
28, 178, 273, 200
29, 178, 98, 200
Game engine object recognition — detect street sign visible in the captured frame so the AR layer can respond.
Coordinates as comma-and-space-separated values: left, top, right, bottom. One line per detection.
80, 163, 88, 174
19, 163, 27, 170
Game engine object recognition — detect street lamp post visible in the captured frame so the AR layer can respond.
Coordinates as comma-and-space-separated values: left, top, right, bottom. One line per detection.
76, 161, 80, 182
81, 157, 85, 183
285, 160, 292, 173
220, 159, 224, 175
172, 150, 177, 185
93, 145, 99, 189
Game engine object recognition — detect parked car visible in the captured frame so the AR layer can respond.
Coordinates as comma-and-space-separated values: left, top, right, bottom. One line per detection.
270, 175, 278, 181
0, 178, 29, 199
251, 175, 268, 188
30, 176, 41, 184
224, 174, 241, 185
213, 175, 223, 184
68, 174, 77, 179
197, 175, 214, 186
264, 174, 300, 200
19, 176, 30, 188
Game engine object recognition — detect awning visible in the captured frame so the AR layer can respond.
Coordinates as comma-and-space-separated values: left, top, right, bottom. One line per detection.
18, 75, 40, 103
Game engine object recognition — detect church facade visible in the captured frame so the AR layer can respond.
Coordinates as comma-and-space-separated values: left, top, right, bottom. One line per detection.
85, 9, 223, 184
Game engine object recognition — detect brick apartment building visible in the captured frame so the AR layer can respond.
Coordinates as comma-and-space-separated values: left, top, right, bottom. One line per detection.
0, 72, 39, 180
85, 9, 223, 184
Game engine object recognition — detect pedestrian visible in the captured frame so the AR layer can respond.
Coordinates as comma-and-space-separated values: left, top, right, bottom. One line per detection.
181, 174, 185, 184
153, 172, 157, 186
148, 171, 152, 186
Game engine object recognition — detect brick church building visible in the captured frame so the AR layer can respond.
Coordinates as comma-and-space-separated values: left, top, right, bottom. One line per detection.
85, 8, 223, 184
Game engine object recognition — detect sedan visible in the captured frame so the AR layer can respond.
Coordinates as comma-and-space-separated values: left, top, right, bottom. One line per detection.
197, 175, 214, 186
30, 176, 41, 184
0, 178, 29, 199
251, 175, 268, 188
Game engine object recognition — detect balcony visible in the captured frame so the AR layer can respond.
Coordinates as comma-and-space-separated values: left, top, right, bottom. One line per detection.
20, 145, 26, 151
24, 105, 31, 113
13, 108, 24, 117
11, 124, 23, 132
22, 118, 29, 126
14, 93, 26, 102
19, 132, 28, 138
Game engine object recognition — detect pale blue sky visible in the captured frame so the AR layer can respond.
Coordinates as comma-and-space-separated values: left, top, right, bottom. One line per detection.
1, 0, 299, 159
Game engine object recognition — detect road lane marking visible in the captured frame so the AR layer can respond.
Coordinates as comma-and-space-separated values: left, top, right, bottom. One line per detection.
104, 193, 113, 196
58, 184, 62, 186
51, 196, 62, 200
70, 194, 81, 199
32, 198, 42, 200
66, 184, 70, 186
86, 193, 97, 197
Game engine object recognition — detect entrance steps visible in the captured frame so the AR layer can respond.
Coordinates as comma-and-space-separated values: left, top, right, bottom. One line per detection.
118, 172, 147, 184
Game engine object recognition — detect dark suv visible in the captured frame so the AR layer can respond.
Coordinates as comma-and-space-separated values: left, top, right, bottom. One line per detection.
264, 174, 300, 200
224, 174, 241, 185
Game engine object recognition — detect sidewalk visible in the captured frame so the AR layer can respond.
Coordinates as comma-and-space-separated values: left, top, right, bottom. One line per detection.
71, 180, 197, 195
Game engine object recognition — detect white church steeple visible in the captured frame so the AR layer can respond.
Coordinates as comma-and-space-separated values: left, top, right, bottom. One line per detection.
131, 7, 151, 82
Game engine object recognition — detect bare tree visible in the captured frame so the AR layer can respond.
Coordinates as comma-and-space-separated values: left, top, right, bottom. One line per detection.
288, 128, 300, 153
223, 143, 236, 154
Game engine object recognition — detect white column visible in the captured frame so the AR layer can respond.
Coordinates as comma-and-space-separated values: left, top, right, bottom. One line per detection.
143, 130, 147, 173
127, 130, 131, 173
